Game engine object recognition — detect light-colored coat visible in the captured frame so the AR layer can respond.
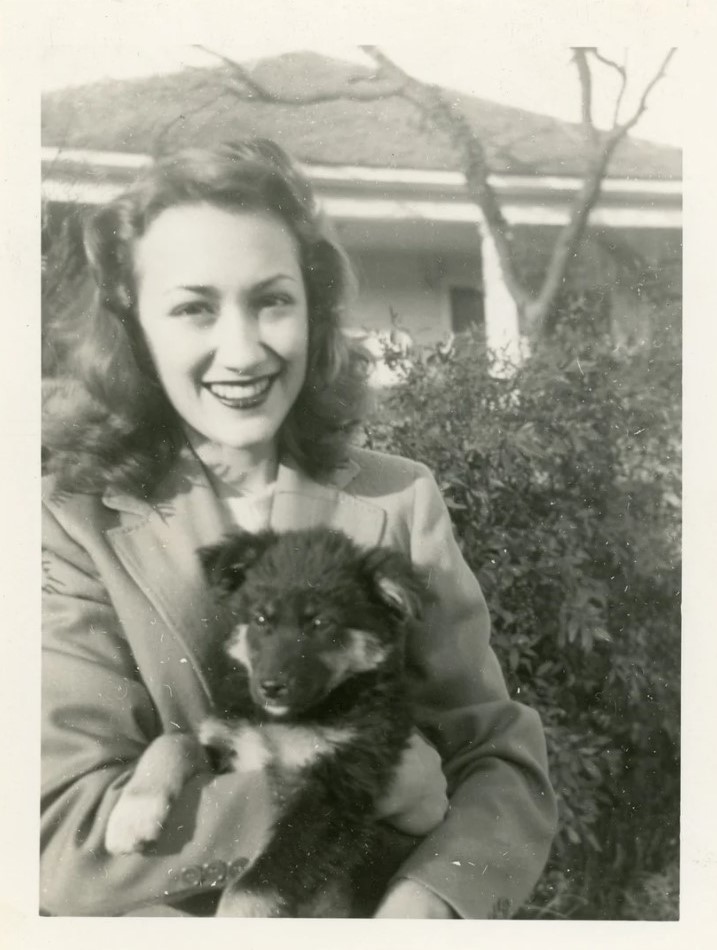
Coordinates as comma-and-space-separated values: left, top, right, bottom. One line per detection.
41, 445, 557, 917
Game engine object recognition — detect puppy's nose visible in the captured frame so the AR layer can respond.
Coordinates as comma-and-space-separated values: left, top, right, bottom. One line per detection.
260, 679, 288, 701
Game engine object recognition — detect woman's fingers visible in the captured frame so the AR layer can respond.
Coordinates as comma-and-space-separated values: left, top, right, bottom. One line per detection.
374, 879, 456, 918
376, 731, 448, 834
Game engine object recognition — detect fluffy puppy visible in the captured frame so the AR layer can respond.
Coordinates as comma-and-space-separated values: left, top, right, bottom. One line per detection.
105, 526, 429, 917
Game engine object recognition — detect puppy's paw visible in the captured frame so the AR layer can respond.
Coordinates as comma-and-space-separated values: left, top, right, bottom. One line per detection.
217, 886, 288, 917
104, 789, 173, 855
198, 716, 237, 752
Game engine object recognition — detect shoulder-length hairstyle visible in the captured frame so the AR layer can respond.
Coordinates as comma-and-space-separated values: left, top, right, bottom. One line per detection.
43, 139, 371, 497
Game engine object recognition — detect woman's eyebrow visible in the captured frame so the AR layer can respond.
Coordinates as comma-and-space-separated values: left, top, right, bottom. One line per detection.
165, 275, 298, 297
166, 284, 217, 297
253, 274, 299, 290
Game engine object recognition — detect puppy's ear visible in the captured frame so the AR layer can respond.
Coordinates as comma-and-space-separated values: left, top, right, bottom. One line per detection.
198, 530, 275, 596
361, 548, 426, 620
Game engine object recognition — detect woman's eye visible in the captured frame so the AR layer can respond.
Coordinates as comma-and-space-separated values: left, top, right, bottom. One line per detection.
257, 292, 292, 310
170, 301, 213, 318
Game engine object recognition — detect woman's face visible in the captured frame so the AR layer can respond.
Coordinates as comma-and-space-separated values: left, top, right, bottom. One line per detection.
134, 203, 309, 465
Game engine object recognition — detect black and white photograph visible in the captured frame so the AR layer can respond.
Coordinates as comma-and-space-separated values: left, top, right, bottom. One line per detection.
2, 0, 716, 945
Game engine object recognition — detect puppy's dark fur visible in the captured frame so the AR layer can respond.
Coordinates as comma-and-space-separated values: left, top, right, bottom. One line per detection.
105, 526, 428, 917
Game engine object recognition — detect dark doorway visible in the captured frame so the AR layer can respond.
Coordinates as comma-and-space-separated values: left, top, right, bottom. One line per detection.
449, 286, 485, 336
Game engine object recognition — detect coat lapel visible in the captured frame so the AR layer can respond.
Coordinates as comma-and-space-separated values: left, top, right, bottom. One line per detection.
103, 448, 236, 716
102, 449, 386, 719
270, 455, 387, 547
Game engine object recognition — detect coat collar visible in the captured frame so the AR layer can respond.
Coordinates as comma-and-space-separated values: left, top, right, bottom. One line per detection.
102, 447, 384, 714
101, 448, 362, 516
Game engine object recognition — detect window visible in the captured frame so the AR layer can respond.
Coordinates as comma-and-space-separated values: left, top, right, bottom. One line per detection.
449, 286, 485, 336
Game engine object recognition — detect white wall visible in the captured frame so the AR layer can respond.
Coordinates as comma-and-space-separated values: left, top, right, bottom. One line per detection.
346, 248, 485, 346
348, 250, 445, 345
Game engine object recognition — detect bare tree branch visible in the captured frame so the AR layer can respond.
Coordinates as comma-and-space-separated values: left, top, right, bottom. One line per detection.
572, 48, 598, 145
358, 45, 414, 87
587, 48, 629, 127
154, 82, 238, 154
613, 48, 676, 137
194, 44, 404, 104
192, 45, 259, 76
184, 43, 675, 344
526, 148, 613, 338
522, 47, 676, 340
591, 49, 627, 78
612, 52, 629, 127
360, 45, 530, 309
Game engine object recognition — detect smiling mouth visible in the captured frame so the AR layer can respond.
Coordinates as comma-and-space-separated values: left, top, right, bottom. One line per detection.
204, 377, 275, 409
262, 702, 291, 718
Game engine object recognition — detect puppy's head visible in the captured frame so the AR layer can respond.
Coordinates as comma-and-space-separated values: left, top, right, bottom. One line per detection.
199, 527, 425, 719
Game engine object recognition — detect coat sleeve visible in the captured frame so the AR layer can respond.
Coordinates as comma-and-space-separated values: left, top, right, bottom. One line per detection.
41, 502, 276, 917
393, 464, 558, 919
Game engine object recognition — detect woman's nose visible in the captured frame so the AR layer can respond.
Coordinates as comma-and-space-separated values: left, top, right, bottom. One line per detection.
213, 303, 265, 367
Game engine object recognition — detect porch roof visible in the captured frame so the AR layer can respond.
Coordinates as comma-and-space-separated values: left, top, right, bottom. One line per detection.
41, 51, 682, 182
41, 146, 683, 233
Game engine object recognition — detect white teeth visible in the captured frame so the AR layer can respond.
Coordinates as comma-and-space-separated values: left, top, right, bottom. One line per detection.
206, 378, 272, 400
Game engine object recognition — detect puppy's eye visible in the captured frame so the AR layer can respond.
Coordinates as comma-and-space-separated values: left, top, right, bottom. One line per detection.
310, 616, 325, 630
253, 613, 268, 626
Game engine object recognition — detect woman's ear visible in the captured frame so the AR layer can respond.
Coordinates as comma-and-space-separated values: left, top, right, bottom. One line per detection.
361, 548, 427, 620
198, 530, 275, 596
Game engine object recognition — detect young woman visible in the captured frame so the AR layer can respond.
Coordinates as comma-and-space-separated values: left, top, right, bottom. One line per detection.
41, 139, 557, 918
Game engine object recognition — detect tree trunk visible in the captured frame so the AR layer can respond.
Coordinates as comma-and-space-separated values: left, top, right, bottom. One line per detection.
522, 147, 615, 344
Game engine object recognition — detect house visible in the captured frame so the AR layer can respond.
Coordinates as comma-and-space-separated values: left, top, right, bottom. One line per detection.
41, 51, 682, 364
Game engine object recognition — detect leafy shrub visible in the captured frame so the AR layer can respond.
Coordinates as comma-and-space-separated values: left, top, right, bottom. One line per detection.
621, 860, 679, 920
42, 202, 92, 377
366, 314, 680, 919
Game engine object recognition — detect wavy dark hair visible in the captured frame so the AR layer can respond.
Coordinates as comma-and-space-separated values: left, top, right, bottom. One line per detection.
43, 140, 371, 497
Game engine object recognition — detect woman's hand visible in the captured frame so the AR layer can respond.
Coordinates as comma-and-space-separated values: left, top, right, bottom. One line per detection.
374, 879, 457, 918
375, 731, 448, 836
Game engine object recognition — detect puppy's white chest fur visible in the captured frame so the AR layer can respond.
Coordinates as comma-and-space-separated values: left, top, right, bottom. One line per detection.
206, 719, 356, 774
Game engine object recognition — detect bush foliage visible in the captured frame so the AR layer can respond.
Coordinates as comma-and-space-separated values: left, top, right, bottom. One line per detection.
366, 303, 681, 919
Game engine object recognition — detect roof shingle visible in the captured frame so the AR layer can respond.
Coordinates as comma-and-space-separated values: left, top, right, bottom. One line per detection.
41, 51, 681, 180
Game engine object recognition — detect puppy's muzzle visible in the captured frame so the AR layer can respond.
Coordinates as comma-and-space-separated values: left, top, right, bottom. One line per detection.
258, 677, 289, 703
